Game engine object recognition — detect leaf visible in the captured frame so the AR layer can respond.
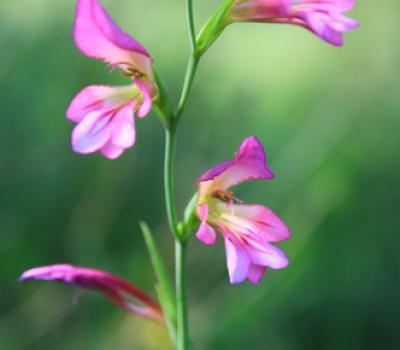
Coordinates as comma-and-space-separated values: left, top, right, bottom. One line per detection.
140, 222, 177, 337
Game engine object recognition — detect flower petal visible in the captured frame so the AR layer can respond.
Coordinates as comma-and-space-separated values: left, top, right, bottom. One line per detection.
68, 86, 140, 158
228, 0, 358, 46
199, 136, 273, 199
224, 236, 251, 284
111, 102, 136, 148
19, 264, 163, 323
301, 10, 358, 46
246, 264, 266, 284
71, 110, 113, 154
196, 204, 218, 246
74, 0, 153, 78
246, 240, 289, 269
221, 204, 291, 242
100, 141, 125, 159
67, 85, 139, 123
135, 80, 154, 118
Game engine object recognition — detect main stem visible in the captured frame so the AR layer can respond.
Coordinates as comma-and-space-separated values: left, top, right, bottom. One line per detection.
163, 1, 200, 349
164, 126, 189, 350
175, 239, 188, 350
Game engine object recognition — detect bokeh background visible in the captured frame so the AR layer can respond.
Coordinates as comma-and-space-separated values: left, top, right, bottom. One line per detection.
1, 0, 399, 349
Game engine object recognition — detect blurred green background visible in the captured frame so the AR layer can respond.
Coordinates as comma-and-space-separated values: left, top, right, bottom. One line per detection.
1, 0, 399, 349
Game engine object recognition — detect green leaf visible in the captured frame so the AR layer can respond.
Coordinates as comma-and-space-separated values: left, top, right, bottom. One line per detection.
155, 285, 177, 345
140, 222, 177, 339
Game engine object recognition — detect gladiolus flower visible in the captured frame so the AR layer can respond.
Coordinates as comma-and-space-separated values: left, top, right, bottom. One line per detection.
228, 0, 359, 46
20, 264, 164, 323
67, 0, 156, 159
195, 136, 291, 284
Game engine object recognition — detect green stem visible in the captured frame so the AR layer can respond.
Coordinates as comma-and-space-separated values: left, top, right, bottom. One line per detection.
162, 1, 200, 349
164, 127, 179, 238
186, 0, 196, 53
176, 55, 199, 124
175, 239, 188, 350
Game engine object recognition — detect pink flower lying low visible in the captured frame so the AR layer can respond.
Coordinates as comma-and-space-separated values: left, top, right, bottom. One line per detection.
67, 0, 156, 159
196, 136, 291, 284
228, 0, 359, 46
20, 264, 164, 323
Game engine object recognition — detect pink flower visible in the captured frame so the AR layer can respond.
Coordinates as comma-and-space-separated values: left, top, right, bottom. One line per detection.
195, 136, 291, 284
20, 264, 164, 323
228, 0, 359, 46
67, 0, 156, 159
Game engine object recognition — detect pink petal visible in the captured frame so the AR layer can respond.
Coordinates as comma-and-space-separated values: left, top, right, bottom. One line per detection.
68, 86, 139, 158
100, 102, 136, 159
111, 103, 136, 148
100, 141, 125, 159
19, 264, 163, 323
72, 111, 113, 154
225, 204, 291, 242
302, 11, 347, 46
229, 0, 358, 47
295, 0, 355, 12
292, 2, 359, 46
71, 104, 136, 158
224, 236, 251, 284
246, 264, 266, 284
229, 0, 291, 22
74, 0, 153, 79
67, 85, 138, 123
246, 240, 289, 269
195, 204, 218, 246
135, 80, 154, 118
199, 136, 273, 196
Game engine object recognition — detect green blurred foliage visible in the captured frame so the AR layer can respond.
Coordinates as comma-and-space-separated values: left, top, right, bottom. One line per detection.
1, 0, 399, 349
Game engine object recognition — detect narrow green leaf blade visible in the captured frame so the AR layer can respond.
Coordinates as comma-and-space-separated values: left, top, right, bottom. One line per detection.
140, 222, 176, 327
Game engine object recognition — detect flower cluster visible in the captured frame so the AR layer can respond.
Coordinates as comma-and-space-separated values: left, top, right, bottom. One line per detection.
19, 0, 359, 346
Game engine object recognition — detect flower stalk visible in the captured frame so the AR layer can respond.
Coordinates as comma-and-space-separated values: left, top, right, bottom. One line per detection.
162, 1, 202, 349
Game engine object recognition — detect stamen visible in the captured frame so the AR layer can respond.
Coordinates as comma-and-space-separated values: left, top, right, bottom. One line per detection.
213, 190, 243, 206
109, 62, 147, 79
121, 67, 145, 79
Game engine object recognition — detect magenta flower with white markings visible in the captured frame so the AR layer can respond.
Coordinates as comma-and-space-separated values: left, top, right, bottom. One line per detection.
228, 0, 359, 46
67, 0, 156, 159
195, 136, 291, 284
20, 264, 164, 323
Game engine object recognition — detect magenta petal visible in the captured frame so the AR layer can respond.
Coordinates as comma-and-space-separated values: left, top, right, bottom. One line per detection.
247, 264, 266, 284
19, 264, 163, 323
229, 204, 291, 242
74, 0, 153, 77
246, 241, 289, 269
199, 160, 234, 182
67, 85, 137, 123
196, 204, 218, 246
224, 236, 250, 284
199, 136, 273, 192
